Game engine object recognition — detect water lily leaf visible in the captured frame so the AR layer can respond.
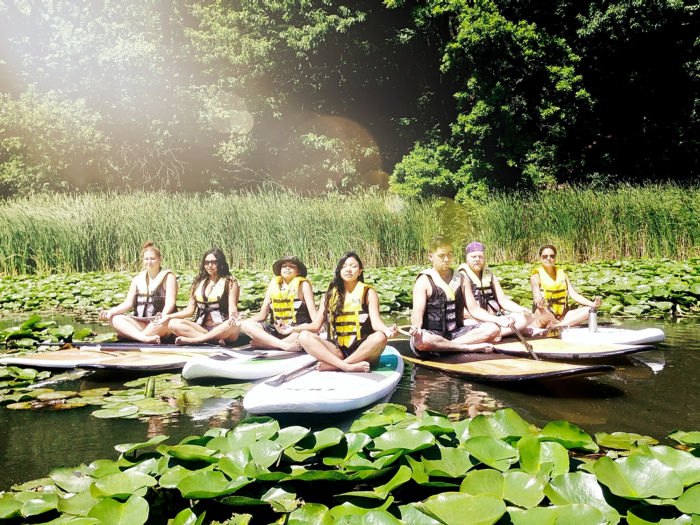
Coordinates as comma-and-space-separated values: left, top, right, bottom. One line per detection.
159, 445, 219, 463
249, 440, 283, 468
371, 430, 435, 457
330, 497, 394, 520
91, 405, 138, 419
90, 471, 156, 499
350, 413, 394, 437
261, 485, 299, 512
334, 510, 404, 524
415, 492, 506, 525
37, 391, 77, 401
22, 494, 59, 517
288, 502, 333, 525
413, 415, 454, 435
0, 498, 23, 519
422, 446, 477, 478
517, 436, 569, 481
468, 415, 500, 439
87, 495, 149, 525
236, 416, 280, 441
6, 401, 32, 409
20, 314, 42, 329
462, 436, 519, 472
339, 433, 372, 461
159, 466, 200, 489
137, 405, 179, 416
68, 396, 108, 406
668, 430, 700, 446
453, 419, 470, 445
177, 470, 242, 499
296, 428, 345, 454
207, 429, 256, 454
57, 490, 101, 516
171, 508, 206, 525
644, 445, 700, 487
115, 435, 168, 455
490, 408, 532, 441
540, 421, 597, 451
544, 472, 621, 524
503, 471, 545, 508
675, 484, 700, 514
91, 332, 118, 343
593, 455, 684, 499
50, 467, 94, 492
272, 426, 310, 450
399, 504, 441, 525
509, 504, 607, 525
596, 432, 658, 450
218, 449, 251, 478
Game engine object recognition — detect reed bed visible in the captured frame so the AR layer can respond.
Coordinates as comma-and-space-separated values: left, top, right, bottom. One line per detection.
457, 183, 700, 262
0, 191, 440, 273
1, 184, 700, 274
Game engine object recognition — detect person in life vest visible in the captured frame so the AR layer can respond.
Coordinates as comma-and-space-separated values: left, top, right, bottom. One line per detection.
98, 240, 178, 344
277, 251, 398, 372
153, 248, 240, 345
459, 241, 534, 338
530, 245, 602, 328
240, 255, 317, 351
408, 236, 503, 358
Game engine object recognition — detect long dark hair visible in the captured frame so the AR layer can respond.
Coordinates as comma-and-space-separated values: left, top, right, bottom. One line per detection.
191, 248, 232, 297
324, 251, 365, 328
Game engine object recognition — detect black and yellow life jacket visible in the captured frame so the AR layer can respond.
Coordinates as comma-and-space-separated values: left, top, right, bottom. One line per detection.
266, 276, 312, 325
328, 282, 373, 348
419, 269, 464, 334
533, 266, 568, 317
132, 269, 174, 319
194, 277, 230, 326
457, 264, 501, 313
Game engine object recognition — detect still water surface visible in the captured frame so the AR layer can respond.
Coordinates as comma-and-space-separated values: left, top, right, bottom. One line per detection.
0, 314, 698, 490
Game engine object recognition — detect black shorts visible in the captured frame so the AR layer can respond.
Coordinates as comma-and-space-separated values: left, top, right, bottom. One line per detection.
409, 323, 482, 359
258, 321, 287, 339
337, 339, 362, 359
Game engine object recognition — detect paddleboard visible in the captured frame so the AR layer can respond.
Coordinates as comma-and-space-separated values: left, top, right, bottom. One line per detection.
560, 327, 665, 346
0, 349, 120, 369
183, 350, 316, 381
494, 338, 655, 360
401, 353, 613, 382
243, 346, 403, 414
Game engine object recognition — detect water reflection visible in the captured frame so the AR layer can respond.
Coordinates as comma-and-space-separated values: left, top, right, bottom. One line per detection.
1, 315, 700, 490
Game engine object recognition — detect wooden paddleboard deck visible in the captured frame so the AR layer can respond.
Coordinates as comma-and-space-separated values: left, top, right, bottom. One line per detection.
401, 353, 613, 381
183, 351, 316, 381
494, 338, 654, 360
243, 346, 403, 414
0, 349, 128, 369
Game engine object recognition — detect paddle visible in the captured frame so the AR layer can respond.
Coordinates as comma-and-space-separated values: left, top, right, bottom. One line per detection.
265, 360, 318, 387
511, 325, 539, 361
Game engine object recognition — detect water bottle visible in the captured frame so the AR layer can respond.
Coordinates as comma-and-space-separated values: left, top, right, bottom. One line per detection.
588, 306, 598, 333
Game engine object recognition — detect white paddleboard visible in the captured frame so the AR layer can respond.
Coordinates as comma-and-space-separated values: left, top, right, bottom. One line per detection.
182, 351, 316, 381
561, 327, 665, 346
243, 346, 403, 414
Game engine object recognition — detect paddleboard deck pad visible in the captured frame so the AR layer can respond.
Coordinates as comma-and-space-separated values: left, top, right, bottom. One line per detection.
183, 351, 316, 381
494, 338, 654, 360
560, 327, 665, 346
402, 352, 613, 381
243, 346, 403, 414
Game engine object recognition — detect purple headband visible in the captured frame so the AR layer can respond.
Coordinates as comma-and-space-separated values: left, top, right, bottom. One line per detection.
465, 242, 485, 254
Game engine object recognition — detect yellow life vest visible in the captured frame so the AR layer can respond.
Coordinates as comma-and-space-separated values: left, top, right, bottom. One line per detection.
266, 276, 309, 324
457, 264, 500, 313
419, 268, 458, 300
417, 268, 463, 333
329, 282, 371, 348
195, 278, 227, 303
534, 266, 568, 316
194, 278, 229, 325
132, 269, 172, 318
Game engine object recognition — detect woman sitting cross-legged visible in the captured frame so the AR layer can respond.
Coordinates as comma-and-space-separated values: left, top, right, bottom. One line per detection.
98, 240, 177, 344
240, 255, 316, 351
154, 248, 240, 345
277, 251, 398, 373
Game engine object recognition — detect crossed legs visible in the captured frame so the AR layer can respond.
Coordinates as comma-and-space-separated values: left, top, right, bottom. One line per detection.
240, 320, 301, 351
169, 319, 238, 345
411, 323, 500, 354
110, 315, 169, 344
298, 331, 386, 373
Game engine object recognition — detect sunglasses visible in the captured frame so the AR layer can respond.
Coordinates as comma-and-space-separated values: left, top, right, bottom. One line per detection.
204, 260, 218, 266
541, 254, 556, 259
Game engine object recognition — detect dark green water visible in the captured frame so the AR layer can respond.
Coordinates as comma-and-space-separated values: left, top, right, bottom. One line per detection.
0, 313, 695, 491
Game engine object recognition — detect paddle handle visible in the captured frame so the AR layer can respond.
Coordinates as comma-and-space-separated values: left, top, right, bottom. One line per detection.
512, 325, 539, 361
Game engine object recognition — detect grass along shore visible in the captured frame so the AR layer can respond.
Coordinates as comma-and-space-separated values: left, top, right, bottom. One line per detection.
1, 184, 700, 274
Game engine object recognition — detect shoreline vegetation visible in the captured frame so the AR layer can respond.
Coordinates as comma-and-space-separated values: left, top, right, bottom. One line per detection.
1, 184, 700, 275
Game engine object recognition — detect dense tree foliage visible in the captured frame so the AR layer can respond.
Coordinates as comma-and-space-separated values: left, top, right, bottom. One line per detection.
0, 0, 698, 199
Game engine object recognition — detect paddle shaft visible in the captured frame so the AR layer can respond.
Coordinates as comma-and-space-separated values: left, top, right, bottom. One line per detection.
265, 360, 318, 386
511, 325, 539, 360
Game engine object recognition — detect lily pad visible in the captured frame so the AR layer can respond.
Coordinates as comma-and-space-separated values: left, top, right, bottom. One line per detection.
415, 492, 506, 525
91, 405, 139, 419
462, 436, 519, 472
87, 495, 149, 525
593, 455, 684, 499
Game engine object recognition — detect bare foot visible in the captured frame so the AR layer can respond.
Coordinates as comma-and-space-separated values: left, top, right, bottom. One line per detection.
250, 340, 278, 350
342, 361, 371, 373
410, 331, 425, 351
317, 361, 340, 372
143, 335, 160, 344
175, 336, 195, 345
462, 343, 493, 353
285, 340, 302, 352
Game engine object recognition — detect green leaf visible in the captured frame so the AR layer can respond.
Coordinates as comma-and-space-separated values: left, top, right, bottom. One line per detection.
177, 471, 245, 499
544, 472, 621, 524
57, 490, 100, 517
371, 429, 435, 457
509, 504, 607, 525
288, 503, 334, 525
87, 495, 149, 525
645, 445, 700, 487
91, 405, 139, 419
422, 446, 477, 478
540, 421, 597, 450
249, 440, 283, 468
90, 472, 157, 499
49, 467, 94, 492
22, 494, 59, 517
627, 504, 689, 525
159, 445, 219, 463
593, 455, 683, 499
462, 436, 519, 472
415, 492, 506, 525
170, 508, 206, 525
272, 426, 310, 450
0, 499, 22, 519
517, 436, 569, 481
595, 432, 658, 450
668, 430, 700, 446
675, 484, 700, 514
236, 416, 280, 441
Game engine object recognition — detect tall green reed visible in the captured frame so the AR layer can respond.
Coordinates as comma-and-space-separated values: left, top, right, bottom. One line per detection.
0, 190, 440, 273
